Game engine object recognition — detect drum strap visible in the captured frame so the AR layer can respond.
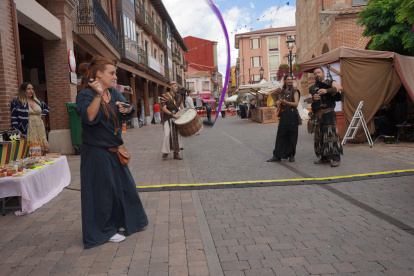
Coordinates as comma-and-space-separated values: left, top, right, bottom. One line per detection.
167, 92, 177, 107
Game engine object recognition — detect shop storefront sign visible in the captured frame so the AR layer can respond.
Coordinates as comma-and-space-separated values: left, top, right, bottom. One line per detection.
68, 50, 76, 73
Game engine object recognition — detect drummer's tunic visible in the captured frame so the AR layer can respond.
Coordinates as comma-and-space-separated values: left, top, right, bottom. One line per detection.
161, 93, 183, 153
76, 88, 148, 249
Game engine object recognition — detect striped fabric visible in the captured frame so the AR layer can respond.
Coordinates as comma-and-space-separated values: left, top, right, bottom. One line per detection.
0, 139, 29, 166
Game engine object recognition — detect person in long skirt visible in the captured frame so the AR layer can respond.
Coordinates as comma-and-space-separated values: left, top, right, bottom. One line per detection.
76, 56, 148, 249
240, 102, 247, 119
267, 74, 302, 162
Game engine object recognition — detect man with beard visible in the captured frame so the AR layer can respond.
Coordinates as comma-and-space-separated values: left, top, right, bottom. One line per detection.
307, 67, 343, 167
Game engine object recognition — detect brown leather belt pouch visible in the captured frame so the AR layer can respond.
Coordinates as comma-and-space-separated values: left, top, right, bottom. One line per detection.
108, 145, 130, 165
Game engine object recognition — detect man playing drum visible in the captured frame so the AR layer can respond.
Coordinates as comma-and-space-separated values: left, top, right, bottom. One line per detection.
161, 81, 184, 160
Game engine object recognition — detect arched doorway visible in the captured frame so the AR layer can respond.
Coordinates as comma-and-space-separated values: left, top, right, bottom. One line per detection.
322, 43, 329, 54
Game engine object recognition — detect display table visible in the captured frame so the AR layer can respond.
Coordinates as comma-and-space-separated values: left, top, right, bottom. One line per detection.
0, 139, 28, 165
251, 107, 279, 124
0, 156, 71, 216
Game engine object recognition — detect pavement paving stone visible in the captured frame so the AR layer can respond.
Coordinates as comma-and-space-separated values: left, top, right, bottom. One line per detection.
2, 117, 414, 275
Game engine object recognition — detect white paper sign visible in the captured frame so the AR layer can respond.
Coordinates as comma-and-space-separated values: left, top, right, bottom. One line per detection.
321, 62, 342, 112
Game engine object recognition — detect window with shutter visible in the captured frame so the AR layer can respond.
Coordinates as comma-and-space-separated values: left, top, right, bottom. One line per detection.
269, 55, 279, 70
251, 74, 261, 84
269, 37, 279, 51
250, 38, 260, 49
251, 56, 261, 67
202, 81, 210, 91
188, 82, 194, 91
270, 73, 277, 82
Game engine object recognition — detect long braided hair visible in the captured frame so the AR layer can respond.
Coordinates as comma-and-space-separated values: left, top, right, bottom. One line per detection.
79, 56, 120, 133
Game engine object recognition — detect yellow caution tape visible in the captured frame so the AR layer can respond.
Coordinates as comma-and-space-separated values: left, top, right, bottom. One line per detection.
137, 169, 414, 189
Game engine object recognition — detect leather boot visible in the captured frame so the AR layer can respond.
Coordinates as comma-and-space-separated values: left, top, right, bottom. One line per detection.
267, 156, 281, 162
314, 159, 330, 164
162, 153, 168, 159
174, 152, 182, 160
331, 161, 340, 167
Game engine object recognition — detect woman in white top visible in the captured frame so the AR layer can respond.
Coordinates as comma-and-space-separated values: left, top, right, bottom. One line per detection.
185, 91, 195, 109
220, 102, 226, 118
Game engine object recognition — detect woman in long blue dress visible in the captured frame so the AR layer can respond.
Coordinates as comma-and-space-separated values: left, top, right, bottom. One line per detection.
76, 56, 148, 249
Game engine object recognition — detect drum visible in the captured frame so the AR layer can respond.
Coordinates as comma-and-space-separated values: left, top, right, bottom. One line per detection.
173, 108, 203, 137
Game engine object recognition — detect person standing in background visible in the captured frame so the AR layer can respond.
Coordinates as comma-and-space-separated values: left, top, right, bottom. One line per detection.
185, 91, 195, 109
221, 102, 226, 118
206, 102, 212, 122
153, 101, 161, 124
11, 82, 50, 154
267, 75, 301, 163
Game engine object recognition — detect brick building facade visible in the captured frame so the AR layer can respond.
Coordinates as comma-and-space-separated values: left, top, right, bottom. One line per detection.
0, 0, 187, 154
184, 36, 220, 98
295, 0, 370, 93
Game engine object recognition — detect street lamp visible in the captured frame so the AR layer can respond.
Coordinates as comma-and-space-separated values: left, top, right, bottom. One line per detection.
286, 36, 295, 75
259, 67, 264, 81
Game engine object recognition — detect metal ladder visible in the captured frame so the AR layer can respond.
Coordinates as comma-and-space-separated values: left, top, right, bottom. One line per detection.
342, 101, 374, 148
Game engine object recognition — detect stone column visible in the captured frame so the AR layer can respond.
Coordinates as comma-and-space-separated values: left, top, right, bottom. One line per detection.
153, 83, 158, 104
129, 74, 139, 128
142, 79, 151, 126
41, 0, 77, 154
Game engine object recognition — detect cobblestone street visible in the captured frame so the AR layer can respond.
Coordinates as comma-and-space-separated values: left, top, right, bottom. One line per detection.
1, 116, 414, 276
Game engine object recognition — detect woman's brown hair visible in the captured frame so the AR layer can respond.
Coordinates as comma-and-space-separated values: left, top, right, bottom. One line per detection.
79, 56, 120, 132
18, 82, 41, 106
78, 55, 115, 89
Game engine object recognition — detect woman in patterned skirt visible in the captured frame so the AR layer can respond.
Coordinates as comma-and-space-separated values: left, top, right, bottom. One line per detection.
11, 82, 50, 154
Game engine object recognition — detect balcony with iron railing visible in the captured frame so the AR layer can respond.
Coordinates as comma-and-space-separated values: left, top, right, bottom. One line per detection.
153, 23, 166, 49
176, 75, 183, 87
184, 60, 189, 72
172, 52, 182, 65
142, 10, 155, 35
74, 0, 120, 60
134, 0, 145, 26
138, 47, 148, 67
164, 65, 169, 79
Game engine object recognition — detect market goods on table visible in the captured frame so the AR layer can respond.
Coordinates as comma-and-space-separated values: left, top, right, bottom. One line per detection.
0, 155, 60, 178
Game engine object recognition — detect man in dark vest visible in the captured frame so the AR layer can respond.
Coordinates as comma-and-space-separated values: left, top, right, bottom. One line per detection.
307, 67, 343, 167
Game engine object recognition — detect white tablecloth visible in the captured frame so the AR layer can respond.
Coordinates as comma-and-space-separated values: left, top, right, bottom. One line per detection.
0, 156, 71, 216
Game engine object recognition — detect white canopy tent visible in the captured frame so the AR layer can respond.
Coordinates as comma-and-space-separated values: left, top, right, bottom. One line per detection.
235, 81, 283, 95
225, 95, 238, 102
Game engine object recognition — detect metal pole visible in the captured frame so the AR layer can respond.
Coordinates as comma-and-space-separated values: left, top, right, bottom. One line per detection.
289, 49, 293, 75
248, 68, 251, 84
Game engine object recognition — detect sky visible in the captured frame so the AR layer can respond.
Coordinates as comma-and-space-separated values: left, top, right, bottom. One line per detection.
163, 0, 297, 75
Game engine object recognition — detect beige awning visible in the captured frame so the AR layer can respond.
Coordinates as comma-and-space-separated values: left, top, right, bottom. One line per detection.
236, 81, 283, 94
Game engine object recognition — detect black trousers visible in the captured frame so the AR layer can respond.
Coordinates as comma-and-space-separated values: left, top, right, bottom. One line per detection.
221, 111, 225, 118
207, 111, 211, 121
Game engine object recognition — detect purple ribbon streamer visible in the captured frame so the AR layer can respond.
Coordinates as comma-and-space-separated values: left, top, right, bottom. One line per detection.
205, 0, 231, 124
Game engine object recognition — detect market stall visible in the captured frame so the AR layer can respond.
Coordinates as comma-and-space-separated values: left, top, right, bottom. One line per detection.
298, 46, 414, 142
0, 155, 71, 216
235, 81, 283, 123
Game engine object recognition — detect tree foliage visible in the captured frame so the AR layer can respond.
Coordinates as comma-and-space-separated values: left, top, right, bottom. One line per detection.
357, 0, 414, 56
